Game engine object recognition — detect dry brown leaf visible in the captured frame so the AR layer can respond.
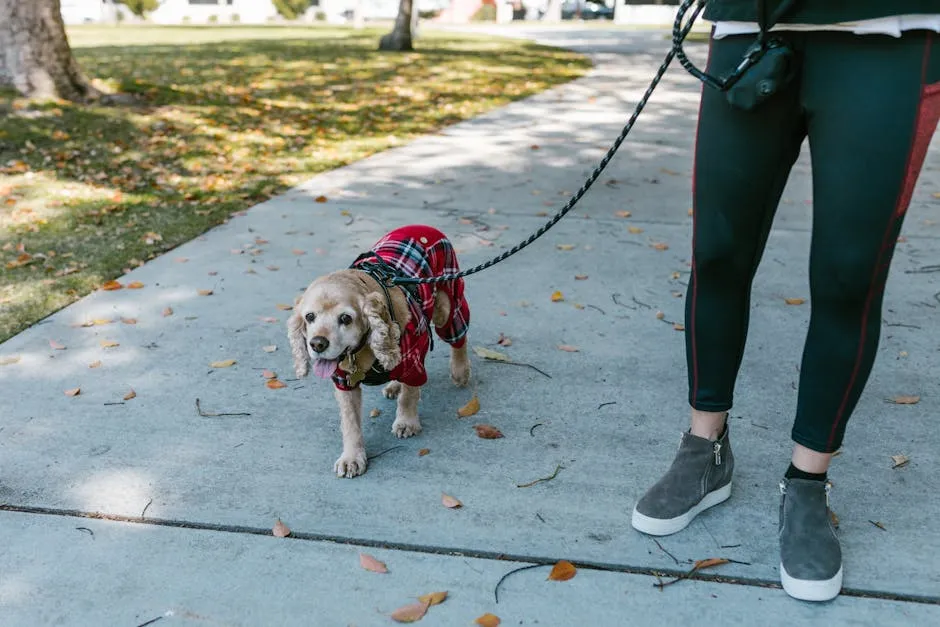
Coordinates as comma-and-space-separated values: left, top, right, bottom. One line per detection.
340, 209, 352, 217
441, 493, 462, 509
291, 249, 306, 256
574, 274, 589, 280
162, 307, 174, 317
359, 553, 389, 573
891, 454, 910, 468
475, 614, 501, 627
474, 424, 504, 439
101, 280, 123, 291
100, 340, 120, 348
673, 323, 686, 331
275, 303, 293, 311
418, 448, 430, 457
628, 226, 644, 234
457, 396, 480, 418
829, 510, 840, 529
655, 311, 665, 320
272, 519, 291, 537
198, 289, 213, 296
651, 242, 669, 251
890, 395, 920, 405
784, 297, 806, 305
694, 557, 729, 571
615, 210, 632, 218
671, 271, 681, 280
266, 379, 287, 389
548, 560, 577, 581
369, 408, 381, 418
573, 303, 585, 310
210, 359, 236, 368
88, 360, 102, 369
0, 355, 21, 366
557, 344, 579, 352
473, 346, 511, 362
64, 387, 81, 397
556, 244, 575, 251
262, 345, 277, 353
121, 318, 137, 325
49, 339, 66, 350
550, 291, 564, 302
390, 602, 428, 623
497, 333, 512, 347
417, 591, 448, 606
127, 281, 145, 289
530, 144, 540, 150
314, 195, 328, 203
260, 316, 278, 323
123, 389, 136, 401
262, 369, 277, 379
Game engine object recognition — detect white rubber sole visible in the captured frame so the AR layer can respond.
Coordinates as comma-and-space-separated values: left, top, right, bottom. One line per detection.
780, 564, 843, 602
631, 482, 732, 536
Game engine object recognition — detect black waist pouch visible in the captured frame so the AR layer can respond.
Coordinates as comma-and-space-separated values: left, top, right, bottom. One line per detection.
725, 38, 799, 111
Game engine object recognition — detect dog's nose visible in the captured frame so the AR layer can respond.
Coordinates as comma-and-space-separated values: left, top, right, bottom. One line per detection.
309, 336, 329, 354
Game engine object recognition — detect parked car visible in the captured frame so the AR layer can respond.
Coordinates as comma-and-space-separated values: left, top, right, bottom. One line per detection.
561, 0, 614, 20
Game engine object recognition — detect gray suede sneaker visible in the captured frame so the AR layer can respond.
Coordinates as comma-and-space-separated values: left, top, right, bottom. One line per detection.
779, 478, 843, 601
631, 426, 733, 536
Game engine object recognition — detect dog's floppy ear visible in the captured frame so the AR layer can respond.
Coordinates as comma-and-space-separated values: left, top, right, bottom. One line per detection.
287, 311, 309, 378
363, 292, 401, 371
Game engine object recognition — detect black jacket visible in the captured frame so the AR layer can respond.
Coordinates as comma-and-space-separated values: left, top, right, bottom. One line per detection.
703, 0, 940, 24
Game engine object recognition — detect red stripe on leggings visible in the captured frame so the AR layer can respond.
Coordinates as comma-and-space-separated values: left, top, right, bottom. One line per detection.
827, 36, 939, 449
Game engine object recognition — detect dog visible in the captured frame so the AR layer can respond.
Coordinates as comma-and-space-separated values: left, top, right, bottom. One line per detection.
288, 225, 472, 478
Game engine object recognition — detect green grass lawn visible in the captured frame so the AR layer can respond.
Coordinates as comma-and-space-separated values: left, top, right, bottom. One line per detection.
0, 25, 591, 343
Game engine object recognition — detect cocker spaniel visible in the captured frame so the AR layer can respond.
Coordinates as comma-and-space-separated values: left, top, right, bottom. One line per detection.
287, 225, 471, 478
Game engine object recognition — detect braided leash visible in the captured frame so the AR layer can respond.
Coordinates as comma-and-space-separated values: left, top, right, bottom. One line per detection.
392, 0, 706, 287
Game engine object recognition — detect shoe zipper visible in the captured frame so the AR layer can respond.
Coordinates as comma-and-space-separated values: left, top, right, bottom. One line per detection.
713, 441, 722, 465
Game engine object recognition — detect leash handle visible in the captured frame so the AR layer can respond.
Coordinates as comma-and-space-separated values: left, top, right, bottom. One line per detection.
392, 0, 705, 287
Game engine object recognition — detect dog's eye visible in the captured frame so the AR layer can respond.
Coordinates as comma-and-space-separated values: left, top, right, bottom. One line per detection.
338, 313, 352, 326
304, 312, 316, 323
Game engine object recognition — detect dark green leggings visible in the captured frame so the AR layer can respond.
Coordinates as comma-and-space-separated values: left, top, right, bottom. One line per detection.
687, 29, 940, 453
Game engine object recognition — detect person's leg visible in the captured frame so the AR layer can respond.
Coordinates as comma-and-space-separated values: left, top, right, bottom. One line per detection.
779, 29, 940, 602
632, 32, 806, 536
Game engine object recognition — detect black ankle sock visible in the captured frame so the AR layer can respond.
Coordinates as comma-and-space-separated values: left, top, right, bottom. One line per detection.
785, 463, 827, 482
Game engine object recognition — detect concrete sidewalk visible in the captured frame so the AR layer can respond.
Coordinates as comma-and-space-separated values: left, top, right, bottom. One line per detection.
2, 27, 939, 626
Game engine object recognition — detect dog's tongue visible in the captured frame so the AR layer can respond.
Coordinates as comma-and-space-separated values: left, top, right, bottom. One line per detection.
313, 358, 340, 379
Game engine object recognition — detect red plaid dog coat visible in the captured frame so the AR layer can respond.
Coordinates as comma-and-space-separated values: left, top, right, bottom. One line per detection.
331, 225, 470, 390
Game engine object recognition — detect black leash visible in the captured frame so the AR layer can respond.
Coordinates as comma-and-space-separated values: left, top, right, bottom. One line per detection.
390, 0, 706, 287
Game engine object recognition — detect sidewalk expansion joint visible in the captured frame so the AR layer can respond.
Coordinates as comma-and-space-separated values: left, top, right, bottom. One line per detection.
3, 503, 938, 606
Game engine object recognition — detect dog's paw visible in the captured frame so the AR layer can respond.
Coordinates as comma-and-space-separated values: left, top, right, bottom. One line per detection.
450, 358, 471, 388
383, 381, 402, 399
334, 450, 368, 478
392, 416, 422, 439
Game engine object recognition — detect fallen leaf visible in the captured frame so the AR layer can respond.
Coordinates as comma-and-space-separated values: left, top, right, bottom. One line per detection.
441, 493, 462, 509
340, 210, 351, 217
121, 318, 137, 325
210, 359, 236, 368
418, 448, 430, 457
784, 297, 806, 305
266, 265, 279, 271
314, 195, 328, 203
891, 454, 910, 468
417, 591, 447, 606
830, 510, 840, 529
101, 280, 123, 291
473, 346, 511, 362
88, 360, 101, 368
655, 311, 665, 320
574, 274, 589, 280
291, 249, 306, 256
262, 369, 277, 379
100, 340, 120, 348
457, 396, 480, 418
497, 333, 512, 347
127, 281, 145, 289
870, 520, 887, 531
162, 307, 174, 317
262, 345, 277, 353
275, 303, 293, 311
49, 339, 66, 350
0, 355, 22, 366
359, 553, 388, 573
573, 303, 585, 310
671, 271, 681, 280
615, 210, 632, 218
175, 257, 188, 263
628, 226, 644, 234
369, 408, 381, 418
390, 602, 428, 623
266, 378, 287, 389
897, 236, 908, 243
651, 242, 669, 251
674, 323, 686, 331
550, 290, 564, 302
694, 558, 729, 571
474, 424, 504, 439
272, 519, 291, 537
556, 244, 575, 251
260, 316, 279, 323
530, 144, 540, 150
548, 560, 577, 581
899, 351, 908, 358
475, 614, 501, 627
890, 395, 920, 405
123, 389, 136, 401
198, 289, 213, 296
64, 387, 81, 397
557, 344, 579, 352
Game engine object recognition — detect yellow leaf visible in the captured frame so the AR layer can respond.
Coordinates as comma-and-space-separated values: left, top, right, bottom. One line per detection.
417, 591, 447, 606
628, 226, 643, 234
694, 557, 730, 571
123, 389, 136, 401
272, 519, 291, 537
475, 614, 501, 627
266, 378, 287, 389
210, 359, 236, 368
88, 360, 101, 369
550, 290, 564, 302
673, 323, 686, 331
890, 395, 920, 405
472, 346, 510, 362
784, 297, 806, 305
441, 493, 462, 509
359, 553, 388, 573
556, 244, 575, 251
891, 454, 910, 468
64, 387, 81, 397
548, 560, 577, 581
457, 396, 480, 418
100, 340, 120, 348
390, 602, 427, 623
127, 281, 145, 289
0, 355, 22, 366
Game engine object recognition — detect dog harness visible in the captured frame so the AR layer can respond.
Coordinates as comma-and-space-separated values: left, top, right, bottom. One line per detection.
331, 225, 470, 391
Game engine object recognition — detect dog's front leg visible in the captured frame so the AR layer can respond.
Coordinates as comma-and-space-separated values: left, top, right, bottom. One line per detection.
333, 386, 367, 478
391, 383, 422, 438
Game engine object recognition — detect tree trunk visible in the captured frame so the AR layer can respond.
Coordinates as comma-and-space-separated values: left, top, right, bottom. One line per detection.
378, 0, 413, 52
0, 0, 98, 101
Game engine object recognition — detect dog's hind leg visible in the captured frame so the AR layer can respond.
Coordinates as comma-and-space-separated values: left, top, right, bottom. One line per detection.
391, 383, 422, 438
